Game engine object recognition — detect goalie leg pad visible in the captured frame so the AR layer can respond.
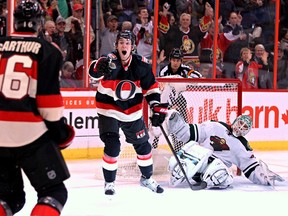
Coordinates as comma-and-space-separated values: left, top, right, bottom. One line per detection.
201, 158, 233, 189
166, 110, 190, 143
168, 141, 212, 186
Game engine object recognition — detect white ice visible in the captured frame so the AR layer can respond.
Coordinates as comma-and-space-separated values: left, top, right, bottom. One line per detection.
15, 151, 288, 216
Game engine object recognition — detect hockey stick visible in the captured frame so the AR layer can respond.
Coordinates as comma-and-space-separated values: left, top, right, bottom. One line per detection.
159, 125, 207, 190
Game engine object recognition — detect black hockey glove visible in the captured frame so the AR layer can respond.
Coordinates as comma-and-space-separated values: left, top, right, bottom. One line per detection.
95, 56, 112, 78
45, 117, 75, 150
151, 103, 169, 127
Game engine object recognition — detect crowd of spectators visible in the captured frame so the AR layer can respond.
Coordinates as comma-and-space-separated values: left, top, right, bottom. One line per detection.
0, 0, 288, 89
158, 0, 288, 89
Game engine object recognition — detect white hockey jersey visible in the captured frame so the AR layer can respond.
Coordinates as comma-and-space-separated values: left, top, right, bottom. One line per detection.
190, 121, 259, 178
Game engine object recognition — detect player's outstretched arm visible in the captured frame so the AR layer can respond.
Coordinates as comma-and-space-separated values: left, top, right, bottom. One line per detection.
248, 160, 285, 186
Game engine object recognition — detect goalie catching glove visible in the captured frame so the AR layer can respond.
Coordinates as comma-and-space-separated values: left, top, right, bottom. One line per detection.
150, 103, 169, 127
45, 117, 75, 150
88, 56, 113, 80
248, 160, 285, 186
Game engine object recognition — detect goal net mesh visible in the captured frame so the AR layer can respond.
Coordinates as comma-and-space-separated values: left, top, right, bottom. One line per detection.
117, 78, 242, 178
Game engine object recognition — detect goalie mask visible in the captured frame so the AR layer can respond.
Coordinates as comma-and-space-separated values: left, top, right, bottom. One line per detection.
231, 115, 252, 137
13, 0, 43, 33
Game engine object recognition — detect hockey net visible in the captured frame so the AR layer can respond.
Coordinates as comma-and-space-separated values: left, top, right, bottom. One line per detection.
117, 78, 242, 178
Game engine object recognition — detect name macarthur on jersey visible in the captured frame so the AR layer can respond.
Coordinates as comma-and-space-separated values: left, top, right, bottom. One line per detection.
0, 40, 41, 54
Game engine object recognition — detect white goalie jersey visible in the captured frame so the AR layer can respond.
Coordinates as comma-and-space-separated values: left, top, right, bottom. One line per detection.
166, 111, 285, 187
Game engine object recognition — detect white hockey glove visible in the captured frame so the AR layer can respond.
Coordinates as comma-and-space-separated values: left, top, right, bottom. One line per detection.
249, 160, 285, 186
201, 158, 233, 189
166, 110, 190, 143
168, 141, 212, 186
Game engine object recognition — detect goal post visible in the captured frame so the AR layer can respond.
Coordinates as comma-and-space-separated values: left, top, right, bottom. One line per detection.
147, 77, 242, 126
117, 78, 242, 178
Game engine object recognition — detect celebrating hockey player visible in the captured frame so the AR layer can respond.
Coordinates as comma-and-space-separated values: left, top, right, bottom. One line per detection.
165, 111, 284, 189
0, 0, 75, 215
89, 30, 168, 195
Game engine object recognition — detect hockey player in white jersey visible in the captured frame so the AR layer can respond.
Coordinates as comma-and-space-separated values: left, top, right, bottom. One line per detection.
166, 110, 284, 189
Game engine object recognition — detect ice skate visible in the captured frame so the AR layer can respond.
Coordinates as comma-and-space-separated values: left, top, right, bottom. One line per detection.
104, 182, 115, 195
140, 176, 164, 193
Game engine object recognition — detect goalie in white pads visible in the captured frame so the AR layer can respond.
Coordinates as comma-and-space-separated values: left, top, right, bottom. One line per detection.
166, 111, 284, 188
168, 141, 234, 188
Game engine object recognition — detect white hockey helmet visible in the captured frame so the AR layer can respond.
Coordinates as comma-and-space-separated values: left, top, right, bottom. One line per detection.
231, 115, 252, 137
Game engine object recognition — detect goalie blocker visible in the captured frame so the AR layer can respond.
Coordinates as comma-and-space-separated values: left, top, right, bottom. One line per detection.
168, 141, 233, 189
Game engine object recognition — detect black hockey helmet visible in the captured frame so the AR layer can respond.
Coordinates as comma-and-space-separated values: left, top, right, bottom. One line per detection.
169, 48, 184, 60
115, 30, 135, 46
13, 0, 43, 33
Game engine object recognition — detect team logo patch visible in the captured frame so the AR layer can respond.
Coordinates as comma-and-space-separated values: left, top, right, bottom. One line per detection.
107, 53, 117, 60
136, 130, 146, 139
210, 136, 230, 151
47, 170, 56, 179
115, 80, 136, 101
109, 62, 116, 69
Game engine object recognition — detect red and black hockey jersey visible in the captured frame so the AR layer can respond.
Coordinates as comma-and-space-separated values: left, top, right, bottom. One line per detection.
0, 36, 64, 147
93, 51, 160, 122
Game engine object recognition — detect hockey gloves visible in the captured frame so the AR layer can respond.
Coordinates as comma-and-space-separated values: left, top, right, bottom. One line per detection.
151, 103, 169, 127
89, 56, 113, 80
95, 57, 112, 78
45, 117, 75, 150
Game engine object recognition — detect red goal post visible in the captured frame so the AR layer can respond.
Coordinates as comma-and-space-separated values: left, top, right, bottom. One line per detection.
117, 78, 242, 178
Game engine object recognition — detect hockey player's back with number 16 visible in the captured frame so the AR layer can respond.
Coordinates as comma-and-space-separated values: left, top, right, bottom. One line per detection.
0, 0, 75, 215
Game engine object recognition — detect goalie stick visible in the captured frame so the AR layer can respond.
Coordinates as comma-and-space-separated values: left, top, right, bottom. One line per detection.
159, 125, 207, 190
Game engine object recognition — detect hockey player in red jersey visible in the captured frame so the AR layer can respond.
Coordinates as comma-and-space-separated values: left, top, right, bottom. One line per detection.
89, 30, 168, 195
0, 1, 75, 215
165, 111, 284, 188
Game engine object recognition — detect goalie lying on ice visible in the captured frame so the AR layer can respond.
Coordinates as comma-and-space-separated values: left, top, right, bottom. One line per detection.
165, 110, 285, 188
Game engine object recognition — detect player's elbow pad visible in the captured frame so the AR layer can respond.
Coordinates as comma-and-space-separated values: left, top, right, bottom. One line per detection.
44, 117, 75, 150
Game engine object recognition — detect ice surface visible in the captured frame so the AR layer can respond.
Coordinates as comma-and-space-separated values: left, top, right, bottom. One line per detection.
15, 151, 288, 216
